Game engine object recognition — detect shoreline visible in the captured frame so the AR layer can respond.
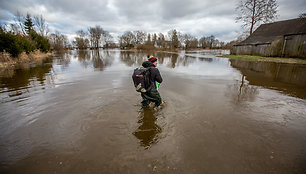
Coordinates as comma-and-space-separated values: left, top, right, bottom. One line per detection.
0, 51, 52, 77
0, 50, 52, 69
219, 54, 306, 64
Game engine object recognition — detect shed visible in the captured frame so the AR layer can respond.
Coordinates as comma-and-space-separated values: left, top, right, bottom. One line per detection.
232, 18, 306, 58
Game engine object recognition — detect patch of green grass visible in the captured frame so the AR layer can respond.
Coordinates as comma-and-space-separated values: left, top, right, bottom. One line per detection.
219, 54, 306, 64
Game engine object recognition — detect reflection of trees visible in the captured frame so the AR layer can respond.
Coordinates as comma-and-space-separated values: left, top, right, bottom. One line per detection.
120, 51, 147, 67
226, 75, 259, 106
78, 50, 91, 61
133, 108, 161, 149
180, 56, 195, 67
167, 54, 196, 68
170, 54, 178, 68
91, 50, 113, 71
77, 50, 91, 68
120, 52, 135, 66
0, 58, 54, 97
75, 50, 113, 71
54, 52, 71, 69
118, 51, 196, 68
198, 57, 213, 62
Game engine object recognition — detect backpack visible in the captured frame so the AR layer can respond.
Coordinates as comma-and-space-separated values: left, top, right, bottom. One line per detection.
132, 67, 152, 92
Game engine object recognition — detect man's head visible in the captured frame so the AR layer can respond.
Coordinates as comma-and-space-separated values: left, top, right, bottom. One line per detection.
148, 56, 158, 66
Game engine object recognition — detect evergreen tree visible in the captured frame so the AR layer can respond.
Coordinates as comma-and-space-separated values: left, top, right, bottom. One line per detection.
24, 13, 34, 35
152, 33, 157, 46
146, 33, 151, 45
169, 29, 179, 48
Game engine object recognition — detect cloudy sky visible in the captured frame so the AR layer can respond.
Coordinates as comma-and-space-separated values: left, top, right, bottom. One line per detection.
0, 0, 305, 42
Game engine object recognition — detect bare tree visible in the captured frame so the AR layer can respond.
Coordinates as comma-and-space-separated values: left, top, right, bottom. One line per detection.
33, 14, 49, 36
199, 36, 208, 48
103, 31, 114, 48
88, 25, 104, 49
236, 0, 278, 35
49, 31, 69, 51
182, 34, 192, 49
74, 30, 89, 49
119, 31, 135, 48
0, 23, 6, 32
9, 23, 19, 34
11, 11, 26, 35
156, 33, 166, 48
190, 38, 199, 49
299, 13, 306, 18
76, 30, 87, 38
133, 31, 146, 45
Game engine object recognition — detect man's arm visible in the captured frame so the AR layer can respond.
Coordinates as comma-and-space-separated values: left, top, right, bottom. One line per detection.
154, 68, 163, 83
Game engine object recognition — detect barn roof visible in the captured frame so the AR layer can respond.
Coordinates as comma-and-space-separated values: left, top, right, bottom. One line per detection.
237, 18, 306, 46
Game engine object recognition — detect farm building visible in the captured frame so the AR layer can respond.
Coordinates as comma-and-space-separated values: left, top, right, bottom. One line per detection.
232, 18, 306, 58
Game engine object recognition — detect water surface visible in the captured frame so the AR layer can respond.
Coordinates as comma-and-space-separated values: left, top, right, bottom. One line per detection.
0, 49, 306, 173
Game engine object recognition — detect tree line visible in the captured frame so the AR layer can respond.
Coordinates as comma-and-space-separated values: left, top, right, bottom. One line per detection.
0, 13, 51, 57
74, 28, 228, 50
73, 26, 233, 50
117, 29, 228, 50
0, 12, 72, 57
3, 0, 284, 57
73, 26, 115, 49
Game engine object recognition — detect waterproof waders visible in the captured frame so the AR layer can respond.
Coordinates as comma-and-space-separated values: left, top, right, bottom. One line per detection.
141, 86, 162, 107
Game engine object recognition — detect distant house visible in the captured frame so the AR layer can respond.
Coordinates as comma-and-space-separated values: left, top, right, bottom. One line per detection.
232, 18, 306, 58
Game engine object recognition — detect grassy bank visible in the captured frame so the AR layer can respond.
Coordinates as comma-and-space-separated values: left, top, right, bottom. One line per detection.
0, 50, 51, 70
219, 54, 306, 64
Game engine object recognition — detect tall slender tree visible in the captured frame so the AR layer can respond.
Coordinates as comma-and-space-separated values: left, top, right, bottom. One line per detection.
152, 33, 157, 47
236, 0, 278, 35
157, 33, 165, 48
24, 13, 34, 35
168, 29, 180, 48
146, 33, 151, 45
34, 14, 49, 36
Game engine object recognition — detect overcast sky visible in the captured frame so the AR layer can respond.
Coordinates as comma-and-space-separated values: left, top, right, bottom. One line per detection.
0, 0, 305, 42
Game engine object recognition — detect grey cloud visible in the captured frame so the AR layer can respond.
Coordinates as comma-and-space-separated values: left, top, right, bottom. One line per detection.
0, 0, 305, 42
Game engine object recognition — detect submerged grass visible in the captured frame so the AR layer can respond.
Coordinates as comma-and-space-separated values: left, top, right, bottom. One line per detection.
219, 54, 306, 64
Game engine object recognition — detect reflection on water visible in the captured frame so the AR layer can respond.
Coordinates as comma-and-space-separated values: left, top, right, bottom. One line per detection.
120, 51, 146, 67
2, 50, 304, 101
0, 58, 54, 103
0, 59, 53, 90
230, 59, 306, 99
226, 75, 259, 106
53, 52, 71, 69
133, 108, 161, 148
91, 50, 113, 71
0, 49, 306, 173
119, 51, 198, 69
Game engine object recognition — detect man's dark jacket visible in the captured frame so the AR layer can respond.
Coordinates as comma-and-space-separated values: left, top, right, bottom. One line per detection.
142, 61, 163, 90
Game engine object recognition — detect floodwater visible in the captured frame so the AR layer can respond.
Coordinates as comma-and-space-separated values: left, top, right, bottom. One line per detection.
0, 49, 306, 174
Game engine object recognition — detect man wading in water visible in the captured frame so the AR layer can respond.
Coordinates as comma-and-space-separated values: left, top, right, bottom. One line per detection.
141, 56, 163, 109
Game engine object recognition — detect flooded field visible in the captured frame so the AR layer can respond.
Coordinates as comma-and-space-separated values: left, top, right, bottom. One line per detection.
0, 49, 306, 174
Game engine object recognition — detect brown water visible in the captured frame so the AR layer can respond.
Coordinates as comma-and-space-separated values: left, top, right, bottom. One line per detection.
0, 50, 306, 174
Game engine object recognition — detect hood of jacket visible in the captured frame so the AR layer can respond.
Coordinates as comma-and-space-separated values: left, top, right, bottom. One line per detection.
142, 61, 155, 68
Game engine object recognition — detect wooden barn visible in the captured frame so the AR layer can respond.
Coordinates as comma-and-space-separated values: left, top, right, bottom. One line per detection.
232, 18, 306, 58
